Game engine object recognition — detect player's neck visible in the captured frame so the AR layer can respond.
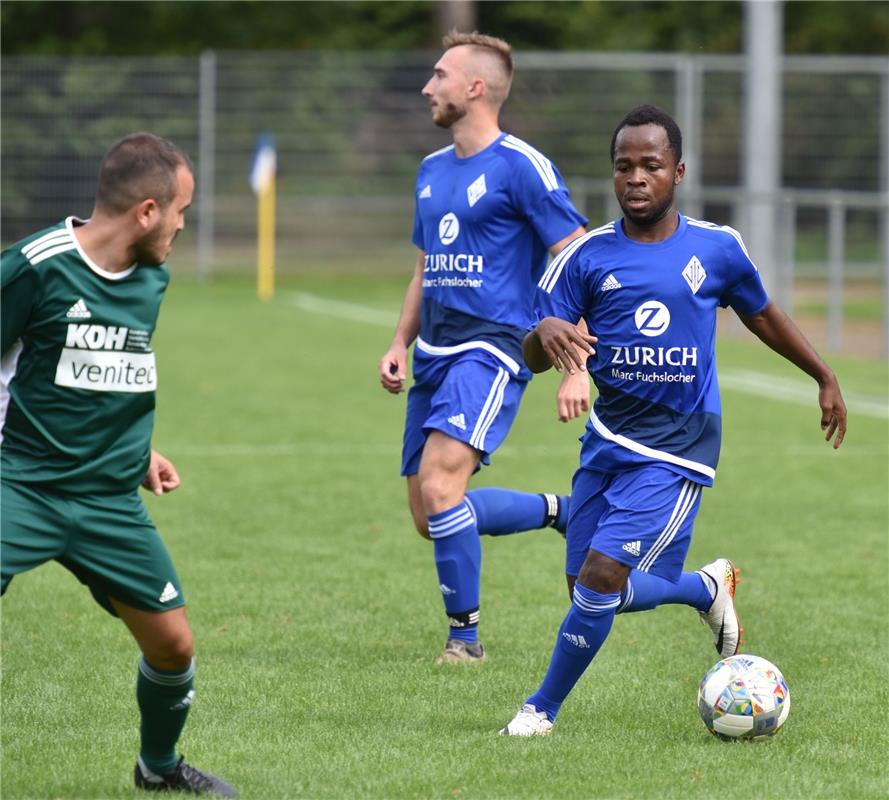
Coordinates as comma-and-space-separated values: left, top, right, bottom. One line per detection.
73, 215, 138, 273
450, 116, 502, 159
622, 209, 681, 243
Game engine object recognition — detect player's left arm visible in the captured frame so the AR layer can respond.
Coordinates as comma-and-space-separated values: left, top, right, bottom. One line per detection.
736, 301, 847, 448
142, 449, 181, 495
547, 227, 585, 260
1, 251, 38, 356
548, 227, 592, 421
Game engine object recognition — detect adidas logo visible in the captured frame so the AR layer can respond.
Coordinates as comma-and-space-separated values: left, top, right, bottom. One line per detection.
419, 184, 432, 199
439, 583, 456, 596
622, 540, 641, 557
601, 274, 622, 292
447, 413, 467, 431
170, 689, 195, 711
66, 298, 91, 319
158, 582, 179, 603
562, 632, 590, 648
448, 610, 480, 627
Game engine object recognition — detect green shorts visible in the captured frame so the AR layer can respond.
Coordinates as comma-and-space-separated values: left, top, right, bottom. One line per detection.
1, 479, 185, 615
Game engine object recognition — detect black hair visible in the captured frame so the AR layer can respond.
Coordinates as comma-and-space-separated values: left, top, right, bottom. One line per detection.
610, 104, 683, 164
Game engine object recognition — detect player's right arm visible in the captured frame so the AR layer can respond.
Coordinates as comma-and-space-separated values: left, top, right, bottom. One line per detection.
523, 317, 596, 374
526, 236, 597, 375
1, 248, 39, 355
378, 250, 424, 394
142, 449, 182, 496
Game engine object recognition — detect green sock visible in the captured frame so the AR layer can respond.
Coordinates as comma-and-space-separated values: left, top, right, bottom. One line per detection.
137, 656, 195, 774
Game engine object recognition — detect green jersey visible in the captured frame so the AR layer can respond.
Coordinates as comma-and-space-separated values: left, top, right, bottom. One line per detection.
1, 218, 169, 493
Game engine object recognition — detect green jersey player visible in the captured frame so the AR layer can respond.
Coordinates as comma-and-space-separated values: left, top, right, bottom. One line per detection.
1, 133, 236, 797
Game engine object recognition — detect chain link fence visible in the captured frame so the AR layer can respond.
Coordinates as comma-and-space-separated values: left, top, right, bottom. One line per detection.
3, 50, 887, 354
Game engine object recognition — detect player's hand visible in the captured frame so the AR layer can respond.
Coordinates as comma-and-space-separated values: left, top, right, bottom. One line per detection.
143, 449, 181, 495
556, 369, 591, 422
379, 345, 408, 394
818, 374, 847, 449
535, 317, 597, 374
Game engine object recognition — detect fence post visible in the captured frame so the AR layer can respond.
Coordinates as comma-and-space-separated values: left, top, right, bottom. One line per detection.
676, 54, 702, 220
827, 195, 845, 353
743, 0, 783, 291
881, 71, 889, 359
779, 195, 796, 317
882, 190, 889, 360
197, 49, 216, 282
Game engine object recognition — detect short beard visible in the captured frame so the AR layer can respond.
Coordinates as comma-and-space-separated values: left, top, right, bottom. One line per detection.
133, 230, 170, 266
619, 187, 675, 228
434, 102, 467, 129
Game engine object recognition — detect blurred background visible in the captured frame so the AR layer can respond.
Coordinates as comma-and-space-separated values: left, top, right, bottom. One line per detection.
2, 0, 887, 358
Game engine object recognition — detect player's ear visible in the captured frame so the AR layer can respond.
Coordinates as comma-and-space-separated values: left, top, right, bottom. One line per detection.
674, 161, 686, 185
467, 77, 485, 99
133, 198, 160, 230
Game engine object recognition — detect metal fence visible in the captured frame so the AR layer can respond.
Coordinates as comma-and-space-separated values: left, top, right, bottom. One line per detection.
2, 50, 887, 355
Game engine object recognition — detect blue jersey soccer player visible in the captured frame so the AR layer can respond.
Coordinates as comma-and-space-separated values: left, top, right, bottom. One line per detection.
1, 134, 236, 795
500, 104, 846, 735
379, 31, 589, 664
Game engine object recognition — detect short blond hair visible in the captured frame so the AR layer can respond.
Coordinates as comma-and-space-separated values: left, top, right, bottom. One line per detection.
442, 30, 513, 105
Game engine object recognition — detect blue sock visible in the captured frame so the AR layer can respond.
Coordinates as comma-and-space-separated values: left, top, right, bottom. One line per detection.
466, 488, 569, 535
618, 570, 713, 613
526, 583, 620, 722
429, 502, 481, 643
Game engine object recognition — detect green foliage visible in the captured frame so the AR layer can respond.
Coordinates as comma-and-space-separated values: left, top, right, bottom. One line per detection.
2, 1, 887, 55
2, 276, 887, 799
479, 0, 744, 52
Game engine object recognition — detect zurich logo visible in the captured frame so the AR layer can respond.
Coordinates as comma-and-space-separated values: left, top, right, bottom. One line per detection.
438, 212, 460, 245
634, 300, 671, 337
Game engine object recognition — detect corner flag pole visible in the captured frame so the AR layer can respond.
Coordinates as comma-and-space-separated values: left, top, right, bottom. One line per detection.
250, 134, 277, 301
257, 174, 275, 301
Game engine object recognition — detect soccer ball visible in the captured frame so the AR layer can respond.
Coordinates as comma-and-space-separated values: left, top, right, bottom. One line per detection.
697, 654, 790, 740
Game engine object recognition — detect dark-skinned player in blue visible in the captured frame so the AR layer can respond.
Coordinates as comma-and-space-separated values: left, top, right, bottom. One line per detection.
500, 105, 846, 735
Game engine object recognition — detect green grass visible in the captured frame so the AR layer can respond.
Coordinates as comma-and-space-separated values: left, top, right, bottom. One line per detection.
2, 275, 888, 799
793, 298, 884, 323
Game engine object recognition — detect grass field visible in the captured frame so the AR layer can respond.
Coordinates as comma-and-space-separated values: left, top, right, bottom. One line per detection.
2, 275, 887, 800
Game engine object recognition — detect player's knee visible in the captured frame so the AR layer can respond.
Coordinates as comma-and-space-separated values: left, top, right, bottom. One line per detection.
566, 574, 577, 600
146, 626, 195, 671
417, 473, 461, 516
578, 551, 628, 595
411, 511, 431, 539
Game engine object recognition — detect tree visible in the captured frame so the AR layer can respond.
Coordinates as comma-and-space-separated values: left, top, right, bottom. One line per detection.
2, 1, 886, 56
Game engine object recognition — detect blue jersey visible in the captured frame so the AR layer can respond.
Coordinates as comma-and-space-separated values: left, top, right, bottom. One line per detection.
412, 133, 587, 376
536, 214, 769, 486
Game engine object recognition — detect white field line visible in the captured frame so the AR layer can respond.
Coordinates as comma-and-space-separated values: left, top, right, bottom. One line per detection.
171, 441, 885, 459
281, 292, 889, 421
720, 369, 888, 420
280, 291, 398, 327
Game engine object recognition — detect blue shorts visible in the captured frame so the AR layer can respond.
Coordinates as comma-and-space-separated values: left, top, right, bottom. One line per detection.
400, 349, 528, 476
565, 465, 704, 582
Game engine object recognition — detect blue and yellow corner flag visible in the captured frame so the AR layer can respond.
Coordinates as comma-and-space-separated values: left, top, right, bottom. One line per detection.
249, 133, 276, 300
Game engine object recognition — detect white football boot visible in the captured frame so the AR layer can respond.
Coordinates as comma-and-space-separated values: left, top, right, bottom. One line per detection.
499, 704, 554, 736
697, 558, 743, 658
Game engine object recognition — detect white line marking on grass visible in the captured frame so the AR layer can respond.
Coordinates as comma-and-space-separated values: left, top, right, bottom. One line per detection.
720, 369, 888, 420
170, 441, 885, 460
173, 443, 399, 458
279, 293, 889, 420
280, 292, 398, 327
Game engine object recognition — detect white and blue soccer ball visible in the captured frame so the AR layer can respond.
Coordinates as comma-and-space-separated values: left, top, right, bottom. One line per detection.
697, 654, 790, 740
